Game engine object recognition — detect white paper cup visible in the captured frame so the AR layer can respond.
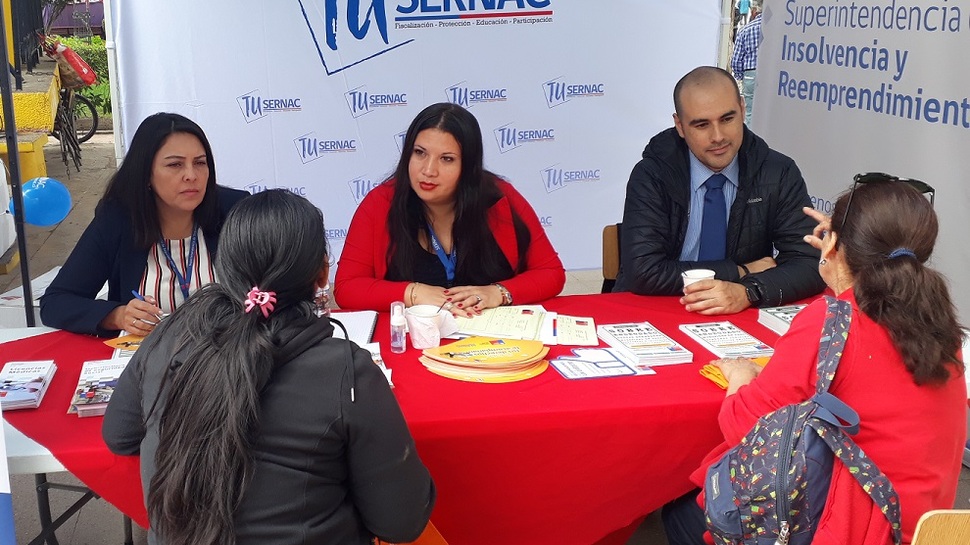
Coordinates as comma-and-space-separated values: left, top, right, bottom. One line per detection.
682, 269, 716, 287
405, 305, 444, 349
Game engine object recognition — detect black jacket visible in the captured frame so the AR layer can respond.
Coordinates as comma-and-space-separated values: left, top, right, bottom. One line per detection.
103, 315, 435, 545
40, 186, 249, 336
613, 126, 825, 306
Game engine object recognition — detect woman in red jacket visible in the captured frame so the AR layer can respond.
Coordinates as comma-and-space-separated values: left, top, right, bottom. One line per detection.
663, 176, 966, 545
334, 102, 565, 314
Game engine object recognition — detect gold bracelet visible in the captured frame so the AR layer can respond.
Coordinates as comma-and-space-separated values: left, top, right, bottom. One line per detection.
408, 282, 417, 306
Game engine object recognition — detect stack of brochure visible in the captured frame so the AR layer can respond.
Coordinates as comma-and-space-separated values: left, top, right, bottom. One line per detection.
679, 321, 775, 359
596, 322, 693, 367
0, 360, 57, 410
757, 304, 807, 335
419, 336, 549, 383
453, 306, 547, 341
550, 348, 657, 380
699, 357, 770, 389
68, 357, 131, 418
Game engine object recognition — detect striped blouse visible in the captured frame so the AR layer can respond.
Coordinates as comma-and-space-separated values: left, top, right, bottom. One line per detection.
140, 228, 216, 315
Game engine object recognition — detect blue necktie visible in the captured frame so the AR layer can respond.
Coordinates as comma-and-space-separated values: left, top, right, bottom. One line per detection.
698, 173, 728, 261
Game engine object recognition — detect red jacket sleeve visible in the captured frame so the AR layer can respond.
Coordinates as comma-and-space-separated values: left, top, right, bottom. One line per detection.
716, 298, 825, 444
492, 181, 565, 304
333, 184, 410, 311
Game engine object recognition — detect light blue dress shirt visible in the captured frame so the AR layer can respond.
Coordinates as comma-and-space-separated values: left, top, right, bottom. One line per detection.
679, 153, 740, 261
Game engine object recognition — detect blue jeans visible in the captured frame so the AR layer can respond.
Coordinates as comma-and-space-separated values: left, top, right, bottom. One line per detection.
742, 70, 757, 124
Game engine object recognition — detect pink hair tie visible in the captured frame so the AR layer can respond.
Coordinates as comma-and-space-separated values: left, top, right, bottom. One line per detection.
244, 287, 277, 318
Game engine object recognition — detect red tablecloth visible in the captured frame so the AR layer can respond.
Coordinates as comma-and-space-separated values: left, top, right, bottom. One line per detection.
2, 292, 782, 544
2, 331, 148, 527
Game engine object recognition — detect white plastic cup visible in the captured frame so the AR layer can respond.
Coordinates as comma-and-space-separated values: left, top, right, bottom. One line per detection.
405, 304, 444, 349
682, 269, 716, 288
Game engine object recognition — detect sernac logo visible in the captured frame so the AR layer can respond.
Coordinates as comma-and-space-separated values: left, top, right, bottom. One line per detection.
542, 76, 605, 108
348, 176, 383, 204
540, 164, 601, 193
345, 85, 408, 118
446, 81, 508, 108
237, 90, 303, 123
395, 0, 553, 26
245, 182, 308, 196
394, 129, 408, 153
294, 132, 359, 164
325, 226, 350, 240
298, 0, 414, 75
493, 123, 555, 154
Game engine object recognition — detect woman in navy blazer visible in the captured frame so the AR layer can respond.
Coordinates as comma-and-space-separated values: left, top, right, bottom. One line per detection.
40, 113, 248, 336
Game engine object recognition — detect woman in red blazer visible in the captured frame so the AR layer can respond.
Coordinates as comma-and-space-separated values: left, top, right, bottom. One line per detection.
663, 177, 966, 545
334, 103, 565, 314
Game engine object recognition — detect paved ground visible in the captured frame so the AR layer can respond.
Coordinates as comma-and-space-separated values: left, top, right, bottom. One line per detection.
1, 132, 967, 544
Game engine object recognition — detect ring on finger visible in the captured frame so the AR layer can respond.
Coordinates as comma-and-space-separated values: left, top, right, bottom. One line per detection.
474, 295, 482, 304
444, 302, 453, 310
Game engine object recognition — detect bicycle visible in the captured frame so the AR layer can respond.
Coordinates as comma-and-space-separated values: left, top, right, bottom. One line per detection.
52, 87, 98, 144
38, 31, 100, 147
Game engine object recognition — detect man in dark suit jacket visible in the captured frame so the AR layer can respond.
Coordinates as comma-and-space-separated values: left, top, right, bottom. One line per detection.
614, 66, 824, 314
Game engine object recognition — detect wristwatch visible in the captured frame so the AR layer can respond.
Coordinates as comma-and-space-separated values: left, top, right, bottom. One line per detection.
493, 283, 513, 306
743, 282, 763, 307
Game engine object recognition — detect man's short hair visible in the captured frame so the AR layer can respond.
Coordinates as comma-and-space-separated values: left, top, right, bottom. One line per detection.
672, 66, 742, 117
751, 0, 763, 10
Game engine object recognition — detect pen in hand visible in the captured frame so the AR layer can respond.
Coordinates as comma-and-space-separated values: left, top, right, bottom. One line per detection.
131, 290, 168, 321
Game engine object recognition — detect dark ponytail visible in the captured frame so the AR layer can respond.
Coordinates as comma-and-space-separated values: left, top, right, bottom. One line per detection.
831, 181, 964, 385
147, 190, 327, 545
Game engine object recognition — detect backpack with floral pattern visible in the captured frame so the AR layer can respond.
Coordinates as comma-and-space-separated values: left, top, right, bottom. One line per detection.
704, 297, 902, 545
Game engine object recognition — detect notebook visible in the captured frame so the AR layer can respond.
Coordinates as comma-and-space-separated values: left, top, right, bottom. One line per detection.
330, 310, 379, 346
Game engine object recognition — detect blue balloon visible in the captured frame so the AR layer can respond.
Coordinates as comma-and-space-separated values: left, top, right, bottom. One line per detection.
8, 177, 72, 227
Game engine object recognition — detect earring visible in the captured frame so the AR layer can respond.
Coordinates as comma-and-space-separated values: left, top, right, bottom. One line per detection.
313, 286, 330, 318
819, 258, 828, 266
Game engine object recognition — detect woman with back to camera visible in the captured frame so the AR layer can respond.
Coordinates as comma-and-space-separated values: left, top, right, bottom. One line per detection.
40, 112, 249, 336
661, 176, 966, 545
103, 190, 435, 545
334, 102, 565, 315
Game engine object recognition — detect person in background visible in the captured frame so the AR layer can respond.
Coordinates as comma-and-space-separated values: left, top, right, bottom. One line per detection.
613, 66, 824, 314
662, 177, 966, 545
737, 0, 751, 27
103, 190, 435, 545
40, 112, 249, 336
334, 102, 565, 315
731, 0, 763, 124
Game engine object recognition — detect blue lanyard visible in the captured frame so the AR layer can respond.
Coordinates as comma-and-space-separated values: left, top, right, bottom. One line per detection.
426, 221, 456, 282
158, 225, 198, 300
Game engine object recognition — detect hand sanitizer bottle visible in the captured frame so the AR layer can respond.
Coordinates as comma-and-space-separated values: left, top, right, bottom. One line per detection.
390, 301, 407, 354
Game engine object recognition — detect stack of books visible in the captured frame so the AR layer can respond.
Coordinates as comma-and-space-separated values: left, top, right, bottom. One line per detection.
758, 304, 807, 335
596, 322, 693, 367
68, 358, 131, 418
679, 321, 774, 359
0, 360, 57, 410
419, 336, 549, 383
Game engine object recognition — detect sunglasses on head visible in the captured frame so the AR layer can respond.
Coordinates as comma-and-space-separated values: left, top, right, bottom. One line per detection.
838, 172, 935, 235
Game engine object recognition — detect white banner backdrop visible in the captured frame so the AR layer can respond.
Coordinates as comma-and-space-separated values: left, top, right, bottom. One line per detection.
753, 0, 970, 321
109, 1, 722, 276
